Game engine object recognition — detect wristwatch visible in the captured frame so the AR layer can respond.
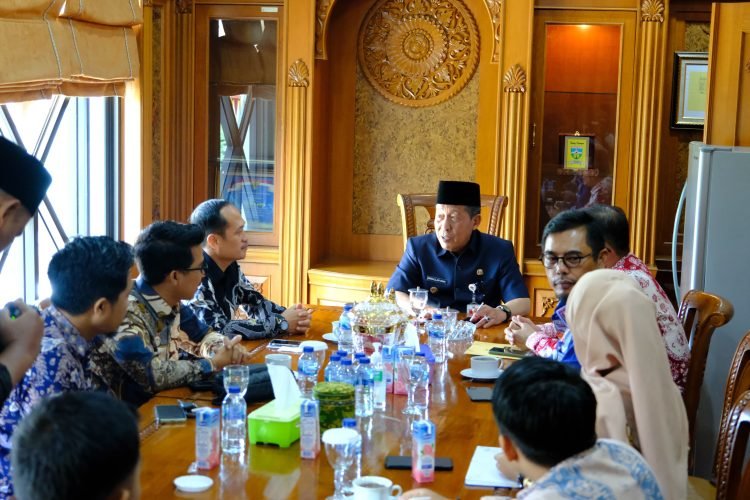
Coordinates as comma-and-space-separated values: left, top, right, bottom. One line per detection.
279, 318, 290, 332
496, 303, 512, 322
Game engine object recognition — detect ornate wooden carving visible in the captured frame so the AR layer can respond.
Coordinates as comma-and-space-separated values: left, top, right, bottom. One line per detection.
483, 0, 503, 63
714, 389, 750, 499
176, 0, 193, 15
499, 63, 527, 263
288, 59, 310, 88
541, 296, 557, 316
315, 0, 334, 59
358, 0, 480, 107
503, 64, 526, 93
715, 331, 750, 476
641, 0, 664, 23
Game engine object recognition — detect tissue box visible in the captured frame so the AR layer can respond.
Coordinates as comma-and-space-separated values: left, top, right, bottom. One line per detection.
247, 399, 300, 448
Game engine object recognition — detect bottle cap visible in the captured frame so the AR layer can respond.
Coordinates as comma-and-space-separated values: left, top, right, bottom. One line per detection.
303, 346, 314, 353
354, 352, 366, 359
360, 358, 371, 364
416, 352, 426, 357
432, 312, 442, 320
342, 418, 357, 428
342, 359, 353, 366
329, 354, 341, 362
344, 303, 354, 311
336, 350, 348, 357
228, 386, 241, 394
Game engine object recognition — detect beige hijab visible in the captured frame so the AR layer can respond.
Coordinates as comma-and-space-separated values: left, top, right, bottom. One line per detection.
566, 270, 688, 500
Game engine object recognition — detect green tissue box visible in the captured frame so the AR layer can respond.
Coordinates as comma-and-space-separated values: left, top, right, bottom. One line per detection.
247, 399, 300, 448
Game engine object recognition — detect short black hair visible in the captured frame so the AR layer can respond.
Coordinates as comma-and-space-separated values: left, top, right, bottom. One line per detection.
48, 237, 133, 315
189, 198, 232, 240
12, 391, 140, 500
585, 204, 630, 256
492, 357, 597, 467
541, 209, 605, 258
134, 221, 204, 285
466, 206, 481, 218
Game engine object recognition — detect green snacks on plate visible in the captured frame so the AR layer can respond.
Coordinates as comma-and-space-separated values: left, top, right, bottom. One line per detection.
314, 382, 355, 432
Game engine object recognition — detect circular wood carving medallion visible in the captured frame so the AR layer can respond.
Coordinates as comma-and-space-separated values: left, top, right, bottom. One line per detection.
358, 0, 480, 107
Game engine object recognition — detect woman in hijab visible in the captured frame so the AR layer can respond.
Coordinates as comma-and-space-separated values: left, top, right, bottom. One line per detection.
566, 269, 688, 500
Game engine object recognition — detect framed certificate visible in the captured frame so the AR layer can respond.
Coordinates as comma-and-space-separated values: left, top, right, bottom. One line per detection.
671, 52, 708, 129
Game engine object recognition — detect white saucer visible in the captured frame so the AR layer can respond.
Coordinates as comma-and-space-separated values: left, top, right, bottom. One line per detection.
322, 333, 339, 343
174, 475, 213, 493
460, 367, 502, 381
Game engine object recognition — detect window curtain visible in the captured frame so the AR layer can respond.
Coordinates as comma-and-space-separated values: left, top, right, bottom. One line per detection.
0, 0, 141, 103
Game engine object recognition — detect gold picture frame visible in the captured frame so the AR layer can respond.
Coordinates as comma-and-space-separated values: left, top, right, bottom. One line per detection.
671, 51, 708, 130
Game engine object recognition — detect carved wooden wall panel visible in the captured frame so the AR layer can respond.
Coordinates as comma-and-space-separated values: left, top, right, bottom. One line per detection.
357, 0, 480, 107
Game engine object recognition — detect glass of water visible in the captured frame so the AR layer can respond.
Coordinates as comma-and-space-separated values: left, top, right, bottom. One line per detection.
402, 353, 429, 416
223, 365, 250, 397
322, 427, 359, 499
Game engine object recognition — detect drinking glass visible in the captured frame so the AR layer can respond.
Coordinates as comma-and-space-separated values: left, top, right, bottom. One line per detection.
408, 288, 429, 331
402, 354, 429, 416
322, 428, 359, 499
223, 365, 250, 397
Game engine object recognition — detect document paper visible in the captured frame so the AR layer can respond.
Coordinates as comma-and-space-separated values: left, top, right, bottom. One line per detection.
464, 446, 522, 489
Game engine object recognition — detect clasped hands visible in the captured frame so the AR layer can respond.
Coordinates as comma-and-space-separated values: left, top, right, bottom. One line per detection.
282, 303, 313, 334
503, 315, 540, 351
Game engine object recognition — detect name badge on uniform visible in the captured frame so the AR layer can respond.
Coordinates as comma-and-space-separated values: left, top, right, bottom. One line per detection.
429, 287, 438, 294
426, 275, 447, 285
476, 268, 484, 277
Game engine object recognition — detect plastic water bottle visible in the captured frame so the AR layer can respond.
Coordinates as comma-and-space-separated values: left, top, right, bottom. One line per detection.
353, 352, 366, 369
338, 303, 354, 353
355, 358, 374, 417
324, 354, 341, 382
342, 418, 361, 492
427, 312, 446, 363
371, 343, 386, 411
298, 346, 320, 399
339, 358, 356, 386
221, 388, 246, 454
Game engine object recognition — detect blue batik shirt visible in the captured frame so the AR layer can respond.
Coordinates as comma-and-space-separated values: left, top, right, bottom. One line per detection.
0, 306, 96, 498
548, 299, 581, 370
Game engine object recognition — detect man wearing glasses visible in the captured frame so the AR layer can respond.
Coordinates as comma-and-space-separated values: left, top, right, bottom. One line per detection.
505, 210, 606, 368
91, 221, 248, 405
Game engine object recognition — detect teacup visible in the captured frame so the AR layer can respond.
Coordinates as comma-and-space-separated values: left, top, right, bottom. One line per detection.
265, 353, 292, 370
352, 476, 402, 500
471, 355, 501, 378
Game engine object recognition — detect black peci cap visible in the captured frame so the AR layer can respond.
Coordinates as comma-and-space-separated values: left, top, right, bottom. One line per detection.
436, 180, 480, 206
0, 137, 52, 214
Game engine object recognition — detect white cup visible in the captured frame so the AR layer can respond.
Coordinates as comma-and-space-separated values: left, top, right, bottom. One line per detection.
471, 355, 501, 377
352, 476, 402, 500
265, 353, 292, 370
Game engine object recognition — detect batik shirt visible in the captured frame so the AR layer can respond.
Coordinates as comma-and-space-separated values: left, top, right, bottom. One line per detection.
188, 253, 287, 337
517, 439, 663, 500
90, 278, 224, 406
0, 306, 95, 498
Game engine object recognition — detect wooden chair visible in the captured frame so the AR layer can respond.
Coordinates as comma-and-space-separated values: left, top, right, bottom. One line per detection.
396, 193, 508, 249
678, 289, 734, 472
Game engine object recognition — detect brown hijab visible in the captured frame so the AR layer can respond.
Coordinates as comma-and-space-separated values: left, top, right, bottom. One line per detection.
566, 269, 688, 499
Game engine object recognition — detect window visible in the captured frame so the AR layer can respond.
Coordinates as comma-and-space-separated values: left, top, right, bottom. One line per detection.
0, 96, 119, 303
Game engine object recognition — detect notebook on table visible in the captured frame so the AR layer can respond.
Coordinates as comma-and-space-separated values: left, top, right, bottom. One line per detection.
464, 446, 522, 489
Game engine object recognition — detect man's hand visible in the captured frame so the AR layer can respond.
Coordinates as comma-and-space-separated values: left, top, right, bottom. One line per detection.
469, 304, 508, 329
495, 450, 520, 482
503, 316, 539, 350
211, 335, 248, 370
282, 304, 312, 334
400, 488, 448, 500
0, 300, 44, 385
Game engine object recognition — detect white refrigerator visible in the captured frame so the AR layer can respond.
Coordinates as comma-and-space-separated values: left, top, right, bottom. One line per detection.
677, 142, 750, 477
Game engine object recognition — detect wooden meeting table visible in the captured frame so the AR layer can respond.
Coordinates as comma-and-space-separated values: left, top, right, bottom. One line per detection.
139, 306, 522, 499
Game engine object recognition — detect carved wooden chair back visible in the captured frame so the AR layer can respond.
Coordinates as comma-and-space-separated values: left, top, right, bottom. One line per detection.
713, 389, 750, 499
678, 289, 734, 471
714, 330, 750, 476
396, 193, 508, 249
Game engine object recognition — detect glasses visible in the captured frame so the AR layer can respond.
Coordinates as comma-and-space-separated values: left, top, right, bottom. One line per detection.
540, 253, 592, 269
183, 261, 207, 274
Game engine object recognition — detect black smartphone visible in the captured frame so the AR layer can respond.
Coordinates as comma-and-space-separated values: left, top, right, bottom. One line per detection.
154, 405, 187, 424
466, 387, 493, 402
268, 339, 303, 352
384, 456, 453, 471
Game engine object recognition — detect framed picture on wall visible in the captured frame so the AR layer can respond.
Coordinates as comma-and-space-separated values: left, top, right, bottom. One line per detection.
671, 52, 708, 129
559, 133, 594, 170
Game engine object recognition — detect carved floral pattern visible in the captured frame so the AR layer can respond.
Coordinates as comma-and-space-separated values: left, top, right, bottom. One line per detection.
288, 59, 310, 88
484, 0, 502, 63
503, 64, 526, 93
641, 0, 664, 23
358, 0, 480, 107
